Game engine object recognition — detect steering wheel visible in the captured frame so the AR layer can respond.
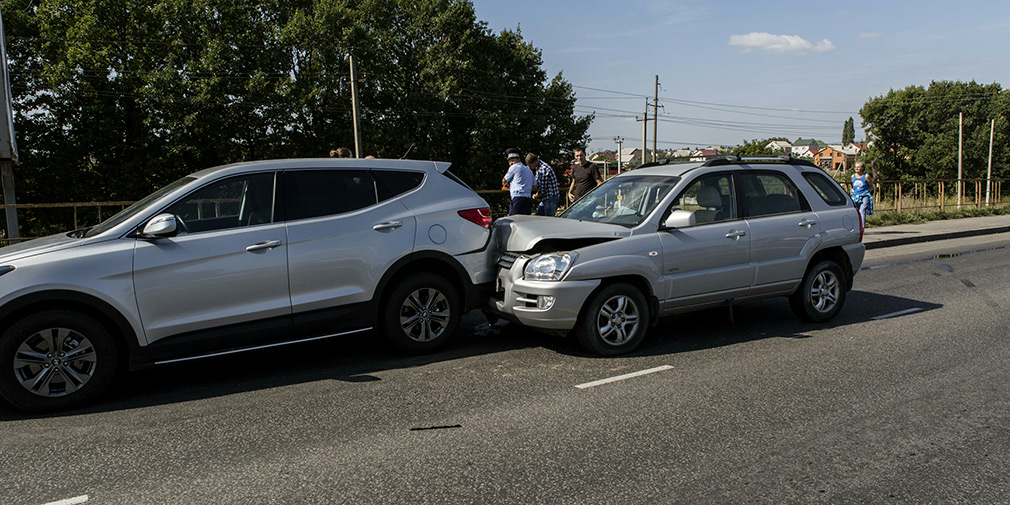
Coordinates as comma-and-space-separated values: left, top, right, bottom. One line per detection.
174, 215, 189, 234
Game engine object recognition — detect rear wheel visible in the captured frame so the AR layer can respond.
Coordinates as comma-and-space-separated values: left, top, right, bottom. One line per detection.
789, 260, 847, 322
0, 310, 120, 412
575, 283, 650, 356
380, 273, 461, 354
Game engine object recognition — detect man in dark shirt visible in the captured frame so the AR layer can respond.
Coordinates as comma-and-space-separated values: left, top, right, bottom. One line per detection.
567, 147, 604, 204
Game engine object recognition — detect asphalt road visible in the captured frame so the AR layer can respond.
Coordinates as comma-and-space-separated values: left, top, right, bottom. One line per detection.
2, 233, 1010, 505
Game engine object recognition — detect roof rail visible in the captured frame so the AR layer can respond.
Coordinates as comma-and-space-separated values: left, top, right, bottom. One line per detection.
700, 155, 817, 168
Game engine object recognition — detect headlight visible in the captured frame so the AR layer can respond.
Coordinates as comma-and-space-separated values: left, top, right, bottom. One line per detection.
524, 252, 577, 281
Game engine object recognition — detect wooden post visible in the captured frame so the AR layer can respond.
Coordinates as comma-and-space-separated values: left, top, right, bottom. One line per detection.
940, 181, 945, 211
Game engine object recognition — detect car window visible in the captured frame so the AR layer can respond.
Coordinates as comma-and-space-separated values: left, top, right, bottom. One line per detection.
668, 173, 737, 225
86, 176, 196, 237
738, 172, 806, 218
560, 175, 679, 227
803, 172, 849, 206
373, 170, 424, 202
285, 170, 378, 221
165, 173, 275, 234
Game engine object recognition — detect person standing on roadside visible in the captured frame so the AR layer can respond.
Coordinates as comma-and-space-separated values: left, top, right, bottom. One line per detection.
526, 153, 559, 217
567, 147, 603, 204
502, 148, 536, 215
851, 161, 874, 226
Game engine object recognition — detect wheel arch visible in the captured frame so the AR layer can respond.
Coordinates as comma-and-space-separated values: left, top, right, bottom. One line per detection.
373, 250, 478, 315
579, 275, 660, 327
0, 290, 145, 369
807, 247, 854, 291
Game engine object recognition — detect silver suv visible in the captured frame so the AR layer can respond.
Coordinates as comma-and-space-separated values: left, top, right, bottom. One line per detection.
0, 158, 495, 412
490, 157, 865, 355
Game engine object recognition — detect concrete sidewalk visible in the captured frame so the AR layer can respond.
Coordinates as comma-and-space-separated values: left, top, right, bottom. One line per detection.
862, 214, 1010, 249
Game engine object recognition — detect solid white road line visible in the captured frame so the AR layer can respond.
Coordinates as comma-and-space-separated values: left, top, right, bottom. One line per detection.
871, 307, 924, 320
41, 495, 89, 505
575, 365, 674, 389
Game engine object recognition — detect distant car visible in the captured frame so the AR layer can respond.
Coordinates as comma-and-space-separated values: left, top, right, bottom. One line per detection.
490, 157, 865, 355
0, 158, 495, 412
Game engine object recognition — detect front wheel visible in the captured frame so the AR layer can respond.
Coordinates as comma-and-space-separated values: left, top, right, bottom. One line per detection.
380, 273, 461, 354
0, 310, 121, 412
575, 283, 650, 356
789, 260, 847, 322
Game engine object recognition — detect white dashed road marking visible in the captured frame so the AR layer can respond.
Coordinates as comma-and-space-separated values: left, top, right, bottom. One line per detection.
871, 307, 924, 320
41, 495, 89, 505
575, 365, 674, 389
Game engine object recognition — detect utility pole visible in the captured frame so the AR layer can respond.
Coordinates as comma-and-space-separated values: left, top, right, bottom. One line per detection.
614, 136, 624, 174
0, 6, 18, 241
957, 112, 963, 209
652, 75, 659, 162
640, 103, 648, 168
349, 52, 363, 158
987, 118, 994, 206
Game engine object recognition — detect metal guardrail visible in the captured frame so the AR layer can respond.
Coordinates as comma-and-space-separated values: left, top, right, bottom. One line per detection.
1, 177, 1007, 243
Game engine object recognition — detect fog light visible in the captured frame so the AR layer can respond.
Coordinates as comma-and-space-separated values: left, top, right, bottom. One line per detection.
537, 295, 555, 310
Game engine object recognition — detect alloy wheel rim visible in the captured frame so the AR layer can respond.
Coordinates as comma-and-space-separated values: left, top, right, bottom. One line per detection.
13, 327, 98, 398
399, 288, 451, 342
596, 295, 640, 346
809, 271, 840, 313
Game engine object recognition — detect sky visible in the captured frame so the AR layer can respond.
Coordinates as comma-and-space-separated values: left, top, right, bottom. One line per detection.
470, 0, 1010, 153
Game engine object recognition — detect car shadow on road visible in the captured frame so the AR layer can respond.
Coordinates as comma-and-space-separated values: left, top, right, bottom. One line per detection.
537, 290, 943, 358
0, 311, 545, 420
0, 291, 939, 420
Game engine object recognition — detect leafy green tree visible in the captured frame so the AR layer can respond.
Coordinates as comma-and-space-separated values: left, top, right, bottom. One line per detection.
4, 0, 591, 208
842, 117, 855, 144
732, 138, 783, 156
860, 80, 1009, 180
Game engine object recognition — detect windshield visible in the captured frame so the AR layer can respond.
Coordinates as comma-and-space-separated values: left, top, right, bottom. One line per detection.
84, 176, 197, 237
560, 175, 680, 227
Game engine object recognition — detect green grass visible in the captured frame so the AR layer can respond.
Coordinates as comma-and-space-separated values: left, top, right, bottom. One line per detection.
866, 204, 1010, 227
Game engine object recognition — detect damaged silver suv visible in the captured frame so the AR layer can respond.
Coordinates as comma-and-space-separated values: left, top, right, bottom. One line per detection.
490, 157, 865, 355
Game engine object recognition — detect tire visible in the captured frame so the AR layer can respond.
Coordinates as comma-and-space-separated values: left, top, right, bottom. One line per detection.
380, 273, 461, 354
0, 310, 121, 413
575, 283, 650, 356
789, 260, 847, 323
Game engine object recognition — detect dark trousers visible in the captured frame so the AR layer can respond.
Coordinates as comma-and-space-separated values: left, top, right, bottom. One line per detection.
508, 196, 533, 216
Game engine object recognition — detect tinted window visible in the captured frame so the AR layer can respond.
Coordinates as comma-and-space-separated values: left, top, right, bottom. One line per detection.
165, 173, 275, 234
373, 170, 424, 202
285, 170, 377, 220
443, 169, 473, 190
803, 172, 849, 206
669, 173, 737, 225
738, 172, 806, 218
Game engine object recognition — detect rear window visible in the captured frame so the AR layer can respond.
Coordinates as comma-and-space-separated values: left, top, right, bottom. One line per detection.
803, 172, 849, 206
373, 170, 424, 201
442, 170, 474, 191
285, 170, 377, 220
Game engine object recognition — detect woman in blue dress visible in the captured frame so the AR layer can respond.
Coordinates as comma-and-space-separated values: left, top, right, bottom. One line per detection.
850, 161, 873, 226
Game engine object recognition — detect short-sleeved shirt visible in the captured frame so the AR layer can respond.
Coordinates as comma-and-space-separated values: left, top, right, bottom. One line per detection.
505, 162, 535, 198
534, 160, 559, 199
851, 173, 871, 198
571, 161, 602, 200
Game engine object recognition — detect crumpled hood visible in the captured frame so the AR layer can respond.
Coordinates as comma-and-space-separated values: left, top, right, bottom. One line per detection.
0, 232, 83, 263
493, 215, 631, 252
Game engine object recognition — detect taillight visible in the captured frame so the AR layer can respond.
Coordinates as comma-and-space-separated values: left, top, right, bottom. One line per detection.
458, 207, 492, 228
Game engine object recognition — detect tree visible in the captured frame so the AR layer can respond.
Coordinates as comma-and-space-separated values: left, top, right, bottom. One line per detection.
732, 138, 784, 157
4, 0, 591, 208
860, 80, 1010, 180
842, 117, 855, 144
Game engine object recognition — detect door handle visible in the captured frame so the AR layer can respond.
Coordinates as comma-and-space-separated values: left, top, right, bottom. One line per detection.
798, 218, 818, 227
245, 240, 282, 252
373, 221, 403, 231
725, 230, 747, 239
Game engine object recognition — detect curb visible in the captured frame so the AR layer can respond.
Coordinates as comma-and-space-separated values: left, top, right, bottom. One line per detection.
864, 225, 1010, 249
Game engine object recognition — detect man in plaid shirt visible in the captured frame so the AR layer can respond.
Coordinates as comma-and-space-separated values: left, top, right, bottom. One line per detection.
526, 153, 560, 216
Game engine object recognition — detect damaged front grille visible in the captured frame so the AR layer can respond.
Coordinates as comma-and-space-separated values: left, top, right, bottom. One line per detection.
497, 251, 524, 270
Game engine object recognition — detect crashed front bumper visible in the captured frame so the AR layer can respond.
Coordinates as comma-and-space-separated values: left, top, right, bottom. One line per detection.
489, 253, 600, 330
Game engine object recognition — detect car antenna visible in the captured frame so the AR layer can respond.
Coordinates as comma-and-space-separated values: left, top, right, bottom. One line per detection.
400, 143, 415, 159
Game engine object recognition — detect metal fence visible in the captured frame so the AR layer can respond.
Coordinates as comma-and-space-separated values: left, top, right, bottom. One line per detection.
2, 177, 1007, 243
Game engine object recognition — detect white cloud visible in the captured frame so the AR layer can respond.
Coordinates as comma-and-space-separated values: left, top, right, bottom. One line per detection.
728, 32, 836, 55
858, 31, 883, 39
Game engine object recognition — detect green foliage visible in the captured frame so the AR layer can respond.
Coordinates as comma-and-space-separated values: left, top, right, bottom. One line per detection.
860, 80, 1010, 181
731, 138, 779, 156
5, 0, 591, 203
867, 204, 1010, 227
842, 117, 854, 144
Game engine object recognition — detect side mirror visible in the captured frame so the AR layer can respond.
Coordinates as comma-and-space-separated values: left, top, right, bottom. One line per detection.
141, 213, 178, 238
663, 209, 695, 229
